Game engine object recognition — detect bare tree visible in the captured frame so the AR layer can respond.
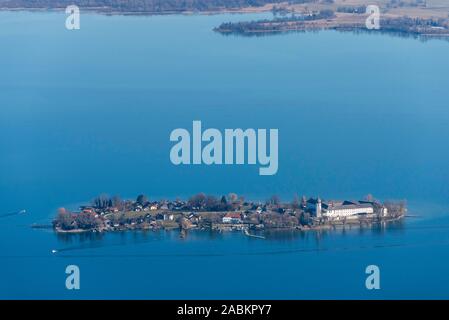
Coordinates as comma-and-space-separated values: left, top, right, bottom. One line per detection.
291, 194, 300, 209
268, 195, 281, 207
92, 194, 111, 209
136, 194, 149, 206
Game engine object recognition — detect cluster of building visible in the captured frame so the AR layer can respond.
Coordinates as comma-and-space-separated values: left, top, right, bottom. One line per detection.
81, 199, 189, 215
218, 197, 390, 226
63, 194, 397, 233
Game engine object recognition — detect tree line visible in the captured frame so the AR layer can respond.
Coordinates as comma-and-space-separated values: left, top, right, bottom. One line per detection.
0, 0, 315, 12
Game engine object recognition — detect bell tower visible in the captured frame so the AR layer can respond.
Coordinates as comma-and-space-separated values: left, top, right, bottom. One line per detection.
316, 198, 322, 218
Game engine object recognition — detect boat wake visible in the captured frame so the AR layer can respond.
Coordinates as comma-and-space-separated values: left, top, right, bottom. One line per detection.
2, 239, 449, 260
49, 242, 419, 259
0, 210, 26, 219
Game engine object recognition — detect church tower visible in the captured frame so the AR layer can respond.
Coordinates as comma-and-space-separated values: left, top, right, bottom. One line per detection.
316, 198, 322, 218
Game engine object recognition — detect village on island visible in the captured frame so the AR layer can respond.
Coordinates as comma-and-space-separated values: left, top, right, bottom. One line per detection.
52, 193, 406, 237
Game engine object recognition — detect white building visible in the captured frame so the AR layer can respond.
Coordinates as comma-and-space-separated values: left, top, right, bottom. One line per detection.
325, 203, 374, 218
222, 213, 242, 224
307, 198, 377, 219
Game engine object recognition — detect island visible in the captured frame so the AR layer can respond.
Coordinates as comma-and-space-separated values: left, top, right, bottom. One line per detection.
52, 193, 407, 237
214, 0, 449, 39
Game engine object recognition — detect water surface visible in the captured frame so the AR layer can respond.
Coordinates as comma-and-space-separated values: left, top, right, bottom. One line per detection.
1, 11, 449, 299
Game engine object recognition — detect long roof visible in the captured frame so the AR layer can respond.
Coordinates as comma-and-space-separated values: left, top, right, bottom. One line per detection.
307, 198, 374, 210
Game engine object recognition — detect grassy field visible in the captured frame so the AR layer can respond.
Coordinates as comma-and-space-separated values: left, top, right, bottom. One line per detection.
274, 0, 449, 19
427, 0, 449, 8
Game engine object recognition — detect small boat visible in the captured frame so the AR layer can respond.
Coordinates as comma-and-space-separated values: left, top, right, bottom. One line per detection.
51, 249, 58, 254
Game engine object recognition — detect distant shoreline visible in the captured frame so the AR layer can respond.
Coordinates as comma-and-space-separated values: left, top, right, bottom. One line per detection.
2, 3, 448, 41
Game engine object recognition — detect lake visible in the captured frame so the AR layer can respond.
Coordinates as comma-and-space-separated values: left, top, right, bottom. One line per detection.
1, 11, 449, 299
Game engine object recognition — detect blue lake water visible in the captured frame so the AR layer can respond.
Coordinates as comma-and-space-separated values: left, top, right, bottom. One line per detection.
1, 11, 449, 299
